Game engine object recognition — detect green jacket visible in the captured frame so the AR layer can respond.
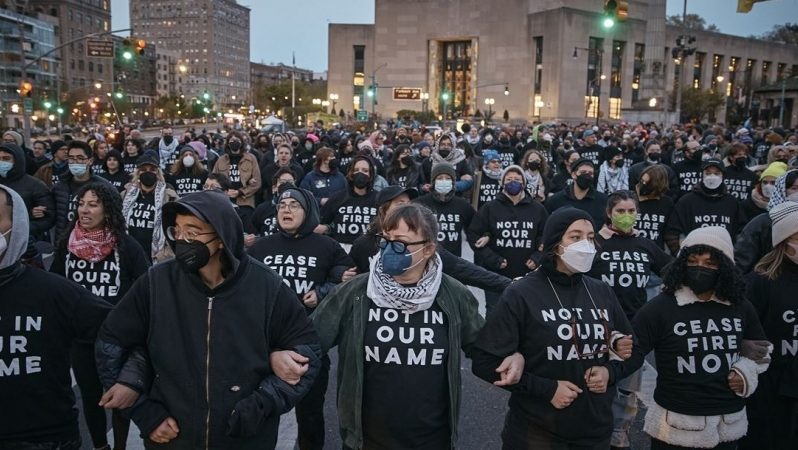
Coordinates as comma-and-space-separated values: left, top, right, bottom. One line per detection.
311, 272, 485, 449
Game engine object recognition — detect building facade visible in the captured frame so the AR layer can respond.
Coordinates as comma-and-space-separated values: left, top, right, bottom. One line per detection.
327, 0, 798, 125
131, 0, 250, 108
0, 7, 58, 128
154, 47, 185, 97
28, 0, 113, 104
250, 62, 314, 86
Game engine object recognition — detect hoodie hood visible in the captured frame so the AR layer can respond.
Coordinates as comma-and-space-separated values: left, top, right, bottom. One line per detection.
0, 143, 26, 181
0, 185, 28, 270
162, 189, 244, 274
276, 187, 319, 238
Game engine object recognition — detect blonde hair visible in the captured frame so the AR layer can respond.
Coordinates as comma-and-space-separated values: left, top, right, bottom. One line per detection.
754, 240, 789, 280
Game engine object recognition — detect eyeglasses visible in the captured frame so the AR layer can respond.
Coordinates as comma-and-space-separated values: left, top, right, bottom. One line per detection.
277, 202, 302, 212
67, 156, 90, 163
166, 226, 216, 244
377, 235, 427, 253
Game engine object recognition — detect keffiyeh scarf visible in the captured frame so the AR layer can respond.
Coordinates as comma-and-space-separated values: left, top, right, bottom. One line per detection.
68, 224, 117, 262
367, 252, 443, 313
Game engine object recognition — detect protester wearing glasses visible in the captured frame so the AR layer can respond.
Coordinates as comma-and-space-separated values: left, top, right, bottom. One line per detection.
471, 207, 634, 449
248, 186, 352, 450
312, 203, 509, 450
96, 190, 321, 449
625, 227, 771, 450
53, 141, 113, 240
50, 182, 148, 450
588, 190, 671, 449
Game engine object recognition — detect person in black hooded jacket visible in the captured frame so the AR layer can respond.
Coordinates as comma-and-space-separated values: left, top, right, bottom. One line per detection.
665, 159, 747, 255
248, 186, 352, 450
95, 190, 321, 450
0, 143, 55, 242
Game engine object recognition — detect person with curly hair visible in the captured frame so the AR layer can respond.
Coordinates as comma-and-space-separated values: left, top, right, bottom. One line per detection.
625, 226, 771, 450
50, 182, 149, 450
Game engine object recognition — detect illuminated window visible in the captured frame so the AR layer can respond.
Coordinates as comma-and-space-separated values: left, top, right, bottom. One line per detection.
534, 37, 543, 95
693, 52, 705, 89
440, 41, 473, 118
609, 97, 621, 119
584, 96, 598, 118
610, 40, 624, 99
632, 43, 644, 102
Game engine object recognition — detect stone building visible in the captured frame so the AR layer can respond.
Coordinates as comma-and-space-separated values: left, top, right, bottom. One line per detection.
326, 0, 798, 125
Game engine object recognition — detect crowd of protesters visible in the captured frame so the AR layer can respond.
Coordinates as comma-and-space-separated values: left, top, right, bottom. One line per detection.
1, 117, 797, 450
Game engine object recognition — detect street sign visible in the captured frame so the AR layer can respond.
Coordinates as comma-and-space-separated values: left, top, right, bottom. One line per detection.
86, 40, 115, 58
393, 87, 422, 101
23, 98, 33, 115
356, 110, 368, 121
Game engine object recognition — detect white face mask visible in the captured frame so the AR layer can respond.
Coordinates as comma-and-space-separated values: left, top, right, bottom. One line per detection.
703, 174, 723, 190
559, 239, 597, 273
183, 156, 195, 167
0, 228, 10, 256
434, 179, 453, 194
761, 184, 776, 198
788, 192, 798, 202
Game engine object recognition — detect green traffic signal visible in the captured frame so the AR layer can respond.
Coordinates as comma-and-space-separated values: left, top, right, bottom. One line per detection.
115, 92, 124, 99
202, 92, 210, 100
603, 16, 615, 29
441, 92, 449, 101
43, 101, 52, 109
122, 50, 133, 60
56, 107, 64, 114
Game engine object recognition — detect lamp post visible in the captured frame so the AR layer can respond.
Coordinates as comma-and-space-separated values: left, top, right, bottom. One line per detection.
484, 97, 495, 122
573, 46, 604, 126
329, 93, 339, 114
421, 92, 429, 114
441, 91, 450, 122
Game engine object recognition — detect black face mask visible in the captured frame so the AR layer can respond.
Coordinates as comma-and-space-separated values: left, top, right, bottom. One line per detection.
648, 152, 661, 162
401, 155, 414, 166
438, 149, 451, 158
614, 159, 625, 169
527, 161, 541, 171
575, 174, 594, 190
328, 159, 339, 171
163, 135, 174, 145
139, 171, 157, 188
352, 172, 370, 189
638, 184, 654, 196
228, 141, 242, 153
174, 239, 216, 273
691, 150, 704, 162
734, 157, 747, 169
685, 266, 719, 295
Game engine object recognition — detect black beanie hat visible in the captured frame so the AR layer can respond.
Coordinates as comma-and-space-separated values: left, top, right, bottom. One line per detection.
541, 207, 594, 255
277, 187, 309, 212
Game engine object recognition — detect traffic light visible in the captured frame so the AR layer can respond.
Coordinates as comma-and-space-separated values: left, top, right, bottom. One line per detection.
121, 37, 146, 60
366, 85, 375, 97
441, 92, 449, 101
504, 84, 510, 96
202, 91, 210, 101
134, 39, 146, 55
602, 0, 629, 28
18, 80, 32, 97
43, 100, 52, 110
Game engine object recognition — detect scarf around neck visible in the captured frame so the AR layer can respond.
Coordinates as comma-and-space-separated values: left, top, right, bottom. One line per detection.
122, 182, 166, 259
158, 138, 178, 170
68, 224, 117, 263
367, 252, 443, 313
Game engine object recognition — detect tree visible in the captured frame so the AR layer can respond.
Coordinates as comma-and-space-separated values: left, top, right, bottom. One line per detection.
666, 14, 720, 32
503, 109, 510, 122
680, 87, 725, 123
759, 23, 798, 45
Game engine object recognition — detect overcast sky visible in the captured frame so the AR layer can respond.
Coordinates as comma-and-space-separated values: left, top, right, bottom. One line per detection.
111, 0, 796, 72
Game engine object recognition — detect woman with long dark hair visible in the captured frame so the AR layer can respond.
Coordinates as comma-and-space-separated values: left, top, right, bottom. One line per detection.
740, 201, 798, 450
300, 146, 347, 206
626, 226, 771, 450
50, 182, 149, 450
385, 144, 422, 189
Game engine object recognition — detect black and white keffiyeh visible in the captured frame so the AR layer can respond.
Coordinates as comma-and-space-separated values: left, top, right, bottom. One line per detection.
367, 252, 443, 313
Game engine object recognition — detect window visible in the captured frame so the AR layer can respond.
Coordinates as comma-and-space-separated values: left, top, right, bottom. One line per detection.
776, 63, 787, 81
727, 57, 740, 97
440, 41, 473, 118
632, 43, 644, 102
353, 45, 365, 110
610, 40, 624, 98
711, 54, 724, 91
762, 61, 771, 85
533, 36, 543, 95
88, 61, 93, 72
583, 37, 603, 118
693, 52, 705, 89
98, 63, 103, 74
609, 97, 621, 120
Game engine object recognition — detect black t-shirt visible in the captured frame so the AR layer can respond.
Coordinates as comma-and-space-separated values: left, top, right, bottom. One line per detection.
92, 160, 106, 176
251, 201, 278, 237
363, 301, 450, 449
476, 174, 501, 210
632, 294, 766, 415
99, 170, 131, 192
127, 191, 156, 259
228, 156, 242, 189
415, 193, 475, 257
673, 160, 703, 194
723, 166, 756, 201
667, 190, 746, 239
167, 171, 207, 196
590, 234, 671, 320
636, 197, 674, 248
578, 144, 603, 166
321, 190, 378, 245
62, 251, 123, 302
121, 153, 139, 175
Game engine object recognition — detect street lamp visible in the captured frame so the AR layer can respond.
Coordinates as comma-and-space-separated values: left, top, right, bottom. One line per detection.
421, 92, 430, 114
441, 91, 450, 121
329, 93, 339, 113
484, 98, 495, 121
